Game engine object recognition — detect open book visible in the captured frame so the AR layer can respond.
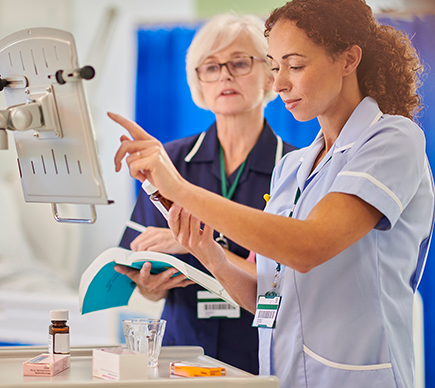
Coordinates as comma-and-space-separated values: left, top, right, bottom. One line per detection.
79, 247, 238, 314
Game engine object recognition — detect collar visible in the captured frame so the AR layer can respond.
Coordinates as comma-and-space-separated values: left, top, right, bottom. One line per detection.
296, 97, 383, 189
331, 96, 383, 153
248, 120, 283, 174
185, 120, 282, 183
183, 122, 218, 164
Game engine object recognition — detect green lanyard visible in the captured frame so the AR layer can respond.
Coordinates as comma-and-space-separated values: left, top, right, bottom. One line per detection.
289, 187, 301, 218
266, 186, 301, 297
216, 143, 249, 248
267, 153, 333, 296
219, 143, 249, 200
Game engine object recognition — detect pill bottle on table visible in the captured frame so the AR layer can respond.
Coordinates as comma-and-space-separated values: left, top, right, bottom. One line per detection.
142, 180, 173, 219
48, 310, 70, 355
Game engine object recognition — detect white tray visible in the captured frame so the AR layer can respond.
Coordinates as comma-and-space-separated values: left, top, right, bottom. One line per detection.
0, 345, 279, 387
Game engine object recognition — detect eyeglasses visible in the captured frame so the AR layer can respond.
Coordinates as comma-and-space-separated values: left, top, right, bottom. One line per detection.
195, 56, 263, 83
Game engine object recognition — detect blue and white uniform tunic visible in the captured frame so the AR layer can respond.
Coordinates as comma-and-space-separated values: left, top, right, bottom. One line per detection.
258, 97, 435, 388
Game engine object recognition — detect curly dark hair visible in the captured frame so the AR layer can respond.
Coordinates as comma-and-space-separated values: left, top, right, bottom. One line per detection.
265, 0, 423, 121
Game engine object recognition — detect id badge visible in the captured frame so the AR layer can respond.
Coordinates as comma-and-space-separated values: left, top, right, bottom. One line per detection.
252, 295, 281, 328
197, 290, 241, 319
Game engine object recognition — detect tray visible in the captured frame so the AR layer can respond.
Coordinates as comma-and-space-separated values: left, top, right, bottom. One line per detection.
0, 345, 279, 387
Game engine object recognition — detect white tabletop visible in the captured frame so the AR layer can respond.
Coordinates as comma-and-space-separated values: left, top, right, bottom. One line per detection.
0, 345, 279, 387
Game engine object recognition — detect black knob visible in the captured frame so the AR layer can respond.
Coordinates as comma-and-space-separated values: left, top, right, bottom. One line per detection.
0, 77, 9, 91
54, 66, 96, 85
80, 66, 95, 80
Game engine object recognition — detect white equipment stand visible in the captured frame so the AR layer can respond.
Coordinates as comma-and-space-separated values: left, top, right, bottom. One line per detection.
0, 28, 112, 223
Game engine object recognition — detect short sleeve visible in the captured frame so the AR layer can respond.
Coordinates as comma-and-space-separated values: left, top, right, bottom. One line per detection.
330, 117, 426, 230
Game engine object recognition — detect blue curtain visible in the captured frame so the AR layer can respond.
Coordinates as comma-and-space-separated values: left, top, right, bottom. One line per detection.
136, 15, 435, 385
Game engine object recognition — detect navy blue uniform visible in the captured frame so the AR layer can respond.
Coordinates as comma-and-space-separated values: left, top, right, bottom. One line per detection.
120, 121, 296, 374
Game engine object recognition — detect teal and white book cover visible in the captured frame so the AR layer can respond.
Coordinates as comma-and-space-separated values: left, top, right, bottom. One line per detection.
79, 247, 237, 314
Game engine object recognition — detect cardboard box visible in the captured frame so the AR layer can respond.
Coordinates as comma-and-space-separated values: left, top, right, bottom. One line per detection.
23, 354, 69, 377
170, 361, 226, 377
92, 347, 148, 380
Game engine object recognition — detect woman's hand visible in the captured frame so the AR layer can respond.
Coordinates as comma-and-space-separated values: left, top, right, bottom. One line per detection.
167, 204, 227, 274
109, 112, 184, 201
130, 226, 189, 254
168, 204, 258, 313
114, 262, 194, 301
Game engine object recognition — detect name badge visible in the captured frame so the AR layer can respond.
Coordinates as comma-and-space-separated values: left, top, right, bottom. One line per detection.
197, 290, 241, 319
252, 295, 281, 328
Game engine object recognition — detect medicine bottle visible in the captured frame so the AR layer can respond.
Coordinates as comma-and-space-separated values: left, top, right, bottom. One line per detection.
142, 180, 173, 219
48, 310, 70, 355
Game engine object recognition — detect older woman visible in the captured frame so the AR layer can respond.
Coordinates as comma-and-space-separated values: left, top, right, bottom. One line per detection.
116, 13, 295, 374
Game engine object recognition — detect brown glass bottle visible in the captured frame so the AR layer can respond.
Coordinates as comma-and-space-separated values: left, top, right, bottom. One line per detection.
48, 310, 70, 354
142, 180, 173, 219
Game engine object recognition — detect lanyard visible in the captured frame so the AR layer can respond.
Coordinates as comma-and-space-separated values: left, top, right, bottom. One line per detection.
289, 187, 301, 218
216, 135, 283, 249
266, 153, 332, 296
216, 143, 249, 248
265, 187, 301, 297
219, 143, 249, 200
257, 185, 302, 326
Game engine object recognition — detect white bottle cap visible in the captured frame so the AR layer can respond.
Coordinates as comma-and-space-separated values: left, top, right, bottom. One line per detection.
50, 310, 69, 321
142, 179, 158, 195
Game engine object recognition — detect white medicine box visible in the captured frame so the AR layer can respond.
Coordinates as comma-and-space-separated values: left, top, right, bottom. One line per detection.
92, 348, 148, 380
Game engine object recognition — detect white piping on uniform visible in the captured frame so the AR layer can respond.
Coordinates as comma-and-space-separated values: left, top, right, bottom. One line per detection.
337, 171, 404, 212
126, 220, 147, 233
331, 112, 381, 154
184, 131, 207, 162
334, 142, 355, 153
303, 345, 392, 371
275, 135, 284, 166
184, 131, 284, 166
370, 111, 383, 127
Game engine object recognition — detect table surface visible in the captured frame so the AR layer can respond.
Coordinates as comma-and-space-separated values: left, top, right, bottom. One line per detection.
0, 345, 279, 387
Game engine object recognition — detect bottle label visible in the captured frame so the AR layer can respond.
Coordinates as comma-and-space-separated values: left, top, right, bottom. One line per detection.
48, 334, 54, 354
53, 333, 70, 354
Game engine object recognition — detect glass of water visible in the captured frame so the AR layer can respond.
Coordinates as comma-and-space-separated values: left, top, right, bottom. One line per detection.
122, 318, 167, 367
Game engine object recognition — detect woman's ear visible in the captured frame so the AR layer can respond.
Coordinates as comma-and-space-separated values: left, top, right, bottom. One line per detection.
344, 45, 362, 75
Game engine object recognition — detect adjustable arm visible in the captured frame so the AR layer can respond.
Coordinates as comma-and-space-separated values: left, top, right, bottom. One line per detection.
0, 103, 41, 149
0, 91, 62, 141
52, 65, 95, 85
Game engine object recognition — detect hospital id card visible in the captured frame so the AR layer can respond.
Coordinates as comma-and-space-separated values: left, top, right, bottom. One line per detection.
252, 295, 281, 328
197, 290, 241, 319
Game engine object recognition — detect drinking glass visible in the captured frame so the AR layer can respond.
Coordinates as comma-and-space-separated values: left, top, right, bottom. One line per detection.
122, 318, 167, 367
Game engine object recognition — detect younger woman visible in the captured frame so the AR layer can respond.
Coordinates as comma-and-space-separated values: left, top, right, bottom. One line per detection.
111, 1, 434, 386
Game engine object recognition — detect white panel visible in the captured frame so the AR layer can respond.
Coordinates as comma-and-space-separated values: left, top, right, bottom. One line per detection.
0, 28, 110, 205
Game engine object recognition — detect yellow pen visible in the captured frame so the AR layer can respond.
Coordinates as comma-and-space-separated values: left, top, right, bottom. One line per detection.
263, 193, 270, 203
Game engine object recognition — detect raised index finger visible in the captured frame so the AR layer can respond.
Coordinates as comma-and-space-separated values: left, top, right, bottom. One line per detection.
108, 112, 153, 141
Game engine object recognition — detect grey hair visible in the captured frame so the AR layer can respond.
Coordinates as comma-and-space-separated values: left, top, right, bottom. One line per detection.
186, 13, 277, 110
